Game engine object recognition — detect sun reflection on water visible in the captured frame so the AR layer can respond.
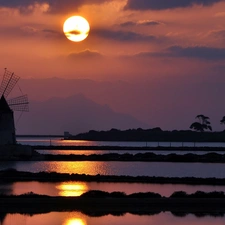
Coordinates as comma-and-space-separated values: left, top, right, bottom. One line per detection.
56, 182, 88, 196
60, 139, 98, 146
44, 161, 108, 175
64, 218, 86, 225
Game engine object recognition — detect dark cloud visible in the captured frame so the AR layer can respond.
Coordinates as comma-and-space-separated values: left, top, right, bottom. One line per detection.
67, 30, 82, 35
42, 29, 63, 39
93, 28, 157, 42
120, 21, 137, 27
168, 45, 225, 60
124, 0, 223, 10
42, 29, 60, 34
120, 20, 163, 27
141, 20, 163, 25
135, 45, 225, 60
0, 24, 63, 39
0, 0, 109, 14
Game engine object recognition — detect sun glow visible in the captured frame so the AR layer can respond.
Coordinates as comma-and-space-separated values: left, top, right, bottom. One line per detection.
64, 218, 86, 225
57, 182, 88, 196
63, 16, 90, 42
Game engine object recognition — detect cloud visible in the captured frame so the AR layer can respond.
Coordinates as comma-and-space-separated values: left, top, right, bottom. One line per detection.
167, 45, 225, 60
210, 29, 225, 39
0, 0, 109, 14
0, 0, 49, 14
67, 49, 103, 60
42, 29, 63, 38
124, 0, 223, 10
21, 26, 38, 34
214, 11, 225, 17
93, 28, 158, 42
120, 20, 164, 27
134, 45, 225, 60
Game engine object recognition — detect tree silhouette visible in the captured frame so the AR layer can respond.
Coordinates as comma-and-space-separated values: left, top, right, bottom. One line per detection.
220, 116, 225, 125
190, 114, 212, 132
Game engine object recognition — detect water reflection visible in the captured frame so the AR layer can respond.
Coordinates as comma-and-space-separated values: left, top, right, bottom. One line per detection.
63, 218, 86, 225
1, 181, 225, 197
2, 161, 225, 178
61, 140, 97, 146
37, 149, 225, 155
17, 137, 225, 147
3, 212, 225, 225
57, 182, 88, 196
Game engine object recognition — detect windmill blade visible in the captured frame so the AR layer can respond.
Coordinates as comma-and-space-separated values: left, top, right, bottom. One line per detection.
0, 69, 20, 98
8, 94, 29, 112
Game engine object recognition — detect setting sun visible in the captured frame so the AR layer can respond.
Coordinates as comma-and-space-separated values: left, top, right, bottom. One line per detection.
63, 16, 90, 42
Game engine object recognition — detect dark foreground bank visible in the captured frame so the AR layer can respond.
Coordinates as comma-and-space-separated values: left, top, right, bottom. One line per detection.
67, 128, 225, 142
39, 152, 225, 163
3, 151, 225, 163
1, 169, 225, 185
1, 191, 225, 216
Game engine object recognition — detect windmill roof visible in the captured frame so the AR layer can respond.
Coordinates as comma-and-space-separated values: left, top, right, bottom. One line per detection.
0, 95, 11, 112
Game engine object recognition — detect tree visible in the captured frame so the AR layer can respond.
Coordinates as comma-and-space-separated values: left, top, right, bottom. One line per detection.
190, 114, 212, 132
220, 116, 225, 125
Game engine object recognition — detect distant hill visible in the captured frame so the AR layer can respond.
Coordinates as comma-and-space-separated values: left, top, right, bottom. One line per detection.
71, 128, 225, 142
19, 77, 225, 131
16, 94, 148, 135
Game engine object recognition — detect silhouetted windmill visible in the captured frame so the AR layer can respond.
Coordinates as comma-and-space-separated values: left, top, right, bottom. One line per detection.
0, 68, 29, 145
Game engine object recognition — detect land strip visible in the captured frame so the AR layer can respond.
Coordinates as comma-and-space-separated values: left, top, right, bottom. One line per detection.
1, 170, 225, 185
3, 150, 225, 163
1, 194, 225, 216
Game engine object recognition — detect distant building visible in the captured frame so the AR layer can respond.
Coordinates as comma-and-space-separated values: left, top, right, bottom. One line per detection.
0, 95, 16, 145
64, 131, 72, 139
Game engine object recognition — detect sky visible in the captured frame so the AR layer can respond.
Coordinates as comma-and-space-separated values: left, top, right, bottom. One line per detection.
1, 0, 225, 133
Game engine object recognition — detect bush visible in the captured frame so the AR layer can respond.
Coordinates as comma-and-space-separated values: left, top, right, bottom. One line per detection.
170, 191, 188, 198
110, 192, 126, 198
128, 192, 161, 198
81, 190, 110, 198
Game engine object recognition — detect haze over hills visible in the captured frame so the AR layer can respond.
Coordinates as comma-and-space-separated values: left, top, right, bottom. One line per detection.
18, 76, 225, 131
16, 94, 149, 135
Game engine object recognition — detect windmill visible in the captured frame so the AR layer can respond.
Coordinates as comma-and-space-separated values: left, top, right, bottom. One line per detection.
0, 68, 29, 145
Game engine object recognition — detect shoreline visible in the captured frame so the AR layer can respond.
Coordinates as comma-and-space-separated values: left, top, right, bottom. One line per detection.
1, 170, 225, 185
33, 145, 225, 151
3, 151, 225, 163
1, 194, 225, 215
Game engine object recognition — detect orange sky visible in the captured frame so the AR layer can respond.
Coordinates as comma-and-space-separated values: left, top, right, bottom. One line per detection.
1, 0, 225, 132
1, 0, 225, 80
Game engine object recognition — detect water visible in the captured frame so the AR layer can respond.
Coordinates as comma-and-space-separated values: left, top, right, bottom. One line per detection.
2, 137, 225, 225
17, 137, 225, 148
1, 211, 225, 225
1, 161, 225, 178
18, 137, 225, 155
1, 181, 225, 197
36, 149, 225, 155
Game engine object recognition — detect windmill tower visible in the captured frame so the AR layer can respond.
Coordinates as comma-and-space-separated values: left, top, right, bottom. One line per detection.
0, 68, 29, 145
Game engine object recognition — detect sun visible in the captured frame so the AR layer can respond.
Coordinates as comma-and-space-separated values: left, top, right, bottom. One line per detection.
63, 16, 90, 42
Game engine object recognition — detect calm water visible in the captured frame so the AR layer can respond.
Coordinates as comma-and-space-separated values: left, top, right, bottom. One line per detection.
1, 137, 224, 224
17, 137, 225, 148
1, 181, 225, 197
18, 137, 225, 155
2, 211, 225, 225
1, 161, 225, 178
36, 149, 225, 155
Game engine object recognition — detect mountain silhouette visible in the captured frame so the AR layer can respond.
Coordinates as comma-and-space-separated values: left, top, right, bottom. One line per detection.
16, 94, 148, 135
